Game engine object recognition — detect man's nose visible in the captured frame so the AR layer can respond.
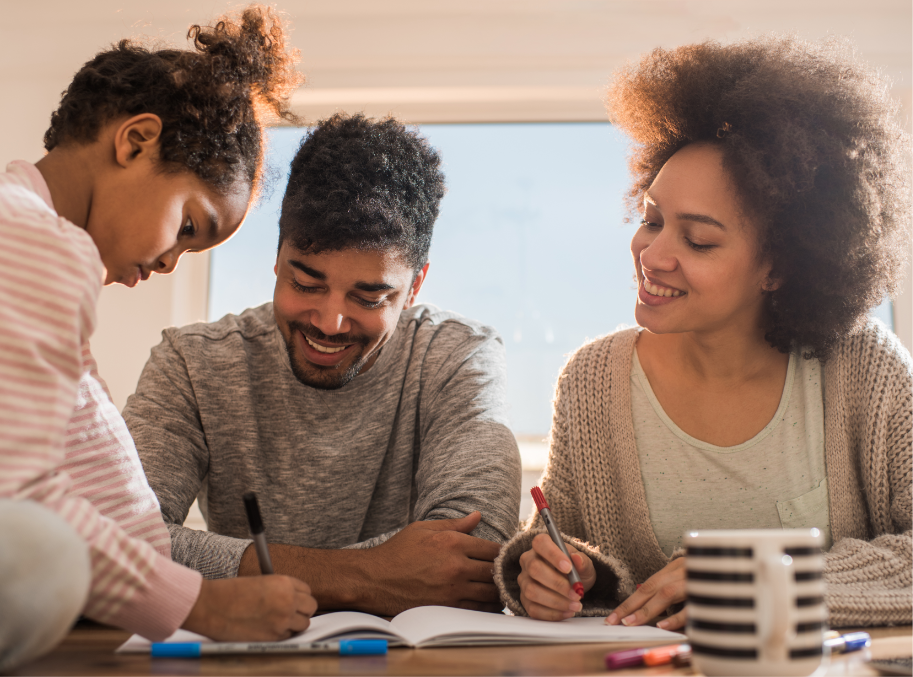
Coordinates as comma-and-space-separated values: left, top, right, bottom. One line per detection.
309, 294, 351, 336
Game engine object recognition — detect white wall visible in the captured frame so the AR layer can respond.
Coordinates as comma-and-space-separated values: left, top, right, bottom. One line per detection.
1, 0, 910, 411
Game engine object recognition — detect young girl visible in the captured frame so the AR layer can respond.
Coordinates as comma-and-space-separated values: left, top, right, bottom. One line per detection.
495, 36, 911, 630
0, 6, 316, 670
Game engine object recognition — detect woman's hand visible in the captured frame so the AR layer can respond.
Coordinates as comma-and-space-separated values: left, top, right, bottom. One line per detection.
517, 533, 597, 621
605, 557, 687, 630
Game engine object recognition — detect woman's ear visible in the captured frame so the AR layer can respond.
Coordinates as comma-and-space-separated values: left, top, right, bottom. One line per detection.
112, 114, 163, 168
762, 273, 782, 292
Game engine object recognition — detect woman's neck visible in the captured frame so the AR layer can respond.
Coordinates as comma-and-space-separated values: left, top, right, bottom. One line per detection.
639, 322, 787, 386
34, 145, 97, 229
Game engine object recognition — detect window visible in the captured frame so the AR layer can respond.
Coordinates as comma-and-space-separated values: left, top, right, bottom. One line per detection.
210, 123, 636, 441
210, 123, 894, 444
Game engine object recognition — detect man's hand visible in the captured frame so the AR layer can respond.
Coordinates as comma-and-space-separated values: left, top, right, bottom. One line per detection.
238, 511, 502, 616
604, 557, 687, 630
360, 511, 502, 615
517, 533, 596, 620
182, 576, 317, 641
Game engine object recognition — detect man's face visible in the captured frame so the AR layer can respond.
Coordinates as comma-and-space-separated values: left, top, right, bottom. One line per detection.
273, 244, 428, 390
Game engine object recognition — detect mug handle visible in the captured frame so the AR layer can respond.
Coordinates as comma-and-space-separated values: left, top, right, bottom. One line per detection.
761, 551, 795, 661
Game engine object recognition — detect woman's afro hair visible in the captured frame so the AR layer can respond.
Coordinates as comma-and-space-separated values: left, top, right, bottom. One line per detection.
607, 35, 911, 360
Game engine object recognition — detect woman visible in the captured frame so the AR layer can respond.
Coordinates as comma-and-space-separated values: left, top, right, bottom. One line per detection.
494, 36, 911, 629
0, 6, 316, 671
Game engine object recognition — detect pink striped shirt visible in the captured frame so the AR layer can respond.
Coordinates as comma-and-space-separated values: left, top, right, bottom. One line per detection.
0, 160, 201, 641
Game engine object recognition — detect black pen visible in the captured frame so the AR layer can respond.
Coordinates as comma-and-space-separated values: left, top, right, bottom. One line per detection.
242, 492, 274, 574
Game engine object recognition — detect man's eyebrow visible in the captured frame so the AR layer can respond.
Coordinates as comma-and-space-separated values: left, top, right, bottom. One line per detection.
288, 260, 326, 280
354, 281, 396, 293
677, 212, 727, 230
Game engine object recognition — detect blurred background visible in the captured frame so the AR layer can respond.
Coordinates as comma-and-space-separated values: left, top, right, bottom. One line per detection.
2, 0, 909, 521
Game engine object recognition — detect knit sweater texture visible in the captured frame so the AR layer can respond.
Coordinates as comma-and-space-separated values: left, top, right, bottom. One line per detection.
494, 321, 912, 628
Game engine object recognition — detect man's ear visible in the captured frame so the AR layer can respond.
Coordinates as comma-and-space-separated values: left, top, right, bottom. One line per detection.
113, 114, 163, 168
404, 262, 430, 309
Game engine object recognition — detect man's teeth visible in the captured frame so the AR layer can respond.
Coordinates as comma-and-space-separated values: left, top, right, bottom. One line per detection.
644, 280, 684, 298
305, 336, 348, 354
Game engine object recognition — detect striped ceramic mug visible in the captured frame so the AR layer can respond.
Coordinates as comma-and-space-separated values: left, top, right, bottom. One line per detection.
684, 529, 827, 677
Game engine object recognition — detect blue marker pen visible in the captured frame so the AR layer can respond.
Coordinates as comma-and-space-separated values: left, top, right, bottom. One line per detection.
151, 639, 388, 658
825, 631, 871, 654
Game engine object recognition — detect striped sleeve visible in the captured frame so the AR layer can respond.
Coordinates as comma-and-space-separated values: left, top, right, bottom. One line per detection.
0, 164, 201, 641
61, 345, 173, 557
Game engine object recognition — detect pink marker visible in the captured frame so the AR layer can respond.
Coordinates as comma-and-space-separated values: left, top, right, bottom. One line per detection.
531, 487, 584, 598
604, 647, 647, 670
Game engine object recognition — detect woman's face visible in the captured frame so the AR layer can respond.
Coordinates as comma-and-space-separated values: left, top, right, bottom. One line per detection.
630, 143, 773, 337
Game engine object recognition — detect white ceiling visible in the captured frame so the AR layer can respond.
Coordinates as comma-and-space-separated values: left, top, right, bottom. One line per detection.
1, 0, 910, 135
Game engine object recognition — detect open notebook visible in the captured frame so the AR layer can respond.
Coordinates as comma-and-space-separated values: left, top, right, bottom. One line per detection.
118, 606, 685, 652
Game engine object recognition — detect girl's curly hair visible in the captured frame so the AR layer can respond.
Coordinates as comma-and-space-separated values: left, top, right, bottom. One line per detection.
43, 4, 303, 195
607, 36, 911, 360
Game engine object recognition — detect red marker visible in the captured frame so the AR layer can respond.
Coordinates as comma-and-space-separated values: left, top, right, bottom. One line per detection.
531, 487, 584, 598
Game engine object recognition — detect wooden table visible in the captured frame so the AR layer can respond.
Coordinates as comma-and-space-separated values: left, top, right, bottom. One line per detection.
12, 621, 911, 676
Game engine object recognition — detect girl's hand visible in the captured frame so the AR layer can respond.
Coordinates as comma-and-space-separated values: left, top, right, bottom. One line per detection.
183, 576, 317, 641
605, 557, 687, 630
517, 533, 597, 621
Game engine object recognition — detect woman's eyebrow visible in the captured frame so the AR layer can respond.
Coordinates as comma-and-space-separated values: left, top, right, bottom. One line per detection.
677, 212, 727, 230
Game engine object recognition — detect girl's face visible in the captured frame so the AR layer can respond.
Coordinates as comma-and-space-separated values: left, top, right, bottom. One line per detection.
630, 143, 773, 337
87, 156, 250, 287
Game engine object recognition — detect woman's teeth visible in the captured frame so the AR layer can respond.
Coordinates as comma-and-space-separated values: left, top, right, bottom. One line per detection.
644, 280, 684, 298
305, 336, 348, 354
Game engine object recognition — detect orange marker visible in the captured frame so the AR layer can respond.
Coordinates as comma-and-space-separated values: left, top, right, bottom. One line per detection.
643, 643, 691, 667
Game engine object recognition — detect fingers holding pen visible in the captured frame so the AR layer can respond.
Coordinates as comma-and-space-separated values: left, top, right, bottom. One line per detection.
517, 534, 597, 620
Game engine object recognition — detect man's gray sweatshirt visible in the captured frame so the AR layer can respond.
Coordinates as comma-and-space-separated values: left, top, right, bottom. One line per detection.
124, 302, 522, 579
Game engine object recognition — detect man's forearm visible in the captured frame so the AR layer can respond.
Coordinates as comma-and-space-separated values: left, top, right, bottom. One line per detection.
238, 513, 503, 617
238, 543, 373, 611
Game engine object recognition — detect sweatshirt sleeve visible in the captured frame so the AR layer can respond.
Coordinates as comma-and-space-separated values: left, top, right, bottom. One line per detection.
824, 329, 912, 627
126, 330, 254, 579
493, 366, 635, 616
412, 322, 522, 544
0, 203, 201, 641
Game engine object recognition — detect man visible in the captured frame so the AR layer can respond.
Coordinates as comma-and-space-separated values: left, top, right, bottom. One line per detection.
126, 114, 521, 615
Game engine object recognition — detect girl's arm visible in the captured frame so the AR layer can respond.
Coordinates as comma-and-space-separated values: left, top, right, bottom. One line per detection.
0, 202, 202, 640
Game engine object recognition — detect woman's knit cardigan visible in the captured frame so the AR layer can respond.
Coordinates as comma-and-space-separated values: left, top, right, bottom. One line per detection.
494, 321, 912, 627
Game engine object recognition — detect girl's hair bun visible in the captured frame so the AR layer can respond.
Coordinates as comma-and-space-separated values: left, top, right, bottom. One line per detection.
186, 5, 303, 128
44, 4, 304, 194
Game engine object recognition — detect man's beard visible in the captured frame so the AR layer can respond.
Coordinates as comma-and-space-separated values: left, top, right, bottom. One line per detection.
283, 320, 372, 390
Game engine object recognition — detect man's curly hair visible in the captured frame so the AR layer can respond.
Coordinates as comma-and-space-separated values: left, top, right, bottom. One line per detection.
279, 113, 446, 271
44, 5, 302, 195
607, 35, 911, 360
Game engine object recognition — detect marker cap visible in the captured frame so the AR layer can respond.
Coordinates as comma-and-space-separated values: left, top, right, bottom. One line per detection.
841, 632, 871, 652
339, 639, 388, 656
151, 643, 202, 658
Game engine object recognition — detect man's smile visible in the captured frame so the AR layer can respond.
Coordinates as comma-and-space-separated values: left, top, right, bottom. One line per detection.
304, 335, 349, 354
